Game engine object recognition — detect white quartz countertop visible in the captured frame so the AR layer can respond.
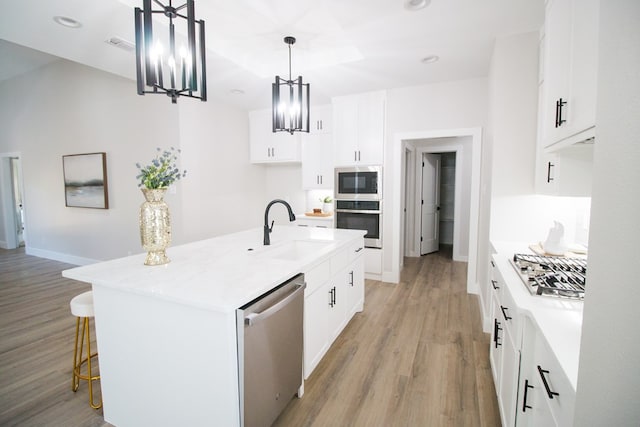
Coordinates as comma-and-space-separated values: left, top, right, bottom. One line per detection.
491, 241, 583, 391
63, 226, 365, 313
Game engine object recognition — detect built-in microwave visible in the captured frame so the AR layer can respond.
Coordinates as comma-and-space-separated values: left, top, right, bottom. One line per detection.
334, 166, 382, 200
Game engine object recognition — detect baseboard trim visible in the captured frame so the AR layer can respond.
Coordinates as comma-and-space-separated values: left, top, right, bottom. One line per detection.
25, 246, 99, 266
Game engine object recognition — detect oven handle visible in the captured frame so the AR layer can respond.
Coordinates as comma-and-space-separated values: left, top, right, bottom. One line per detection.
335, 209, 381, 214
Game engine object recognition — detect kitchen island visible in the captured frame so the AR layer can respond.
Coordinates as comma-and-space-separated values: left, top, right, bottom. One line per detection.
62, 225, 366, 427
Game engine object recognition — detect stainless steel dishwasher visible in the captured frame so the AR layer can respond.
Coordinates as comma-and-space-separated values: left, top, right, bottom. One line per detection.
236, 274, 305, 427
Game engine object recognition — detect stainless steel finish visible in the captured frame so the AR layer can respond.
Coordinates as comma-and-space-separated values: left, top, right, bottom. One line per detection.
335, 200, 382, 249
236, 274, 305, 427
510, 253, 586, 300
335, 165, 382, 200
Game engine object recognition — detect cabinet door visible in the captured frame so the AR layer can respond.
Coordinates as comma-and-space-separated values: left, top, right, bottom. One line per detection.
301, 133, 334, 189
490, 294, 504, 392
346, 254, 365, 317
332, 96, 360, 166
327, 270, 348, 343
565, 0, 598, 137
304, 284, 330, 379
249, 109, 272, 163
499, 329, 520, 427
249, 108, 301, 163
357, 91, 385, 165
543, 0, 572, 146
310, 104, 332, 134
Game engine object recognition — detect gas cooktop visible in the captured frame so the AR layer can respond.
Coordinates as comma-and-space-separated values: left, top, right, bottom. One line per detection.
510, 253, 587, 300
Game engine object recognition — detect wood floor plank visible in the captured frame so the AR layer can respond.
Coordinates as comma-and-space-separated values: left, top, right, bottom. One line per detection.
1, 246, 500, 427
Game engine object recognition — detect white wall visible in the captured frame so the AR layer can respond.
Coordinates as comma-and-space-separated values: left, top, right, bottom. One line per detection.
0, 59, 264, 264
574, 0, 640, 424
263, 164, 306, 225
385, 78, 489, 278
176, 99, 265, 242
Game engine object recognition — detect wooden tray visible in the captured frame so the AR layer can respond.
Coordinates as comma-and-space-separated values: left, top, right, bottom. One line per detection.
304, 212, 333, 217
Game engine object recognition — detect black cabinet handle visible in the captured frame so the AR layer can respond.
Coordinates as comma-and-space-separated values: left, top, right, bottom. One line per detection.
547, 161, 555, 183
500, 305, 512, 321
490, 260, 495, 267
349, 271, 354, 286
329, 287, 336, 307
355, 247, 364, 253
491, 280, 500, 290
493, 319, 502, 348
522, 379, 533, 412
537, 365, 560, 399
555, 98, 567, 128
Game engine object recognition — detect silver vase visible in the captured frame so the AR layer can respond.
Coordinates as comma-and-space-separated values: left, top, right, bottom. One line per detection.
139, 188, 171, 266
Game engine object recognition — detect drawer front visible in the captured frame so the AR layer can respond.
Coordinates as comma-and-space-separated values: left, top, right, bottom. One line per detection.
331, 246, 350, 274
349, 239, 365, 263
533, 331, 575, 427
490, 255, 504, 300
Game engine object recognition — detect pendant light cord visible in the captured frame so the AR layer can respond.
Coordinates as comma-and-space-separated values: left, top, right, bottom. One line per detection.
288, 43, 292, 81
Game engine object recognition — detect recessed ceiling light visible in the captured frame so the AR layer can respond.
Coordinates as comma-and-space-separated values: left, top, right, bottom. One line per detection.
53, 16, 82, 29
421, 55, 440, 64
404, 0, 431, 11
230, 89, 245, 95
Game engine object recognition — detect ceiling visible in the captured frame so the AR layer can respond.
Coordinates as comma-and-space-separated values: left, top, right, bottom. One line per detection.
0, 0, 543, 111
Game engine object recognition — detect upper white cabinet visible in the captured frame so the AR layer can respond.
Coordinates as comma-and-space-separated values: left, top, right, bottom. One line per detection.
535, 19, 595, 196
301, 133, 334, 189
249, 108, 301, 164
333, 91, 385, 166
309, 104, 332, 134
541, 0, 599, 150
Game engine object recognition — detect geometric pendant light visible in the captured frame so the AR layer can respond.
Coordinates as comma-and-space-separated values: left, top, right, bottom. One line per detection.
272, 36, 310, 134
134, 0, 207, 104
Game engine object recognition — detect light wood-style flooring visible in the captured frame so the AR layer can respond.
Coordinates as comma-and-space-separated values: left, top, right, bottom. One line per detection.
0, 247, 499, 426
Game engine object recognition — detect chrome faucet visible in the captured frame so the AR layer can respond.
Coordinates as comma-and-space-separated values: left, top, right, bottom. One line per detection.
264, 199, 296, 245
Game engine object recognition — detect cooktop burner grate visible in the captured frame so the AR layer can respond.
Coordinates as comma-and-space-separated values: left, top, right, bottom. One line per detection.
510, 253, 587, 300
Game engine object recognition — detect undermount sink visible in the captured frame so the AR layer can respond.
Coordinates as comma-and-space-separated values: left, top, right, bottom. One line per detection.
250, 240, 330, 261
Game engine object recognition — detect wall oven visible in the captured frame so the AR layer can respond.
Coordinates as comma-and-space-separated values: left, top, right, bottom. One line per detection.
335, 166, 382, 200
335, 200, 382, 249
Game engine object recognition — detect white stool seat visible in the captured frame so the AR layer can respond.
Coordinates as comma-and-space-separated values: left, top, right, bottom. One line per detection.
70, 291, 94, 318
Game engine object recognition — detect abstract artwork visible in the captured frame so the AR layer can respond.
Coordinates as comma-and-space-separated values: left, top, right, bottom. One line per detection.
63, 152, 109, 209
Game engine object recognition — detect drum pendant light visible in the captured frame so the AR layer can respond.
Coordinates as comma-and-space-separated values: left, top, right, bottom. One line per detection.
134, 0, 207, 104
272, 36, 310, 134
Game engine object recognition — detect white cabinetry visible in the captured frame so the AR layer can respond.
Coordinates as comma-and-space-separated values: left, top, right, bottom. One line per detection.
517, 318, 575, 427
249, 108, 301, 163
295, 217, 333, 228
302, 133, 333, 189
333, 91, 385, 166
303, 239, 365, 378
535, 6, 596, 197
489, 262, 520, 427
309, 104, 332, 134
541, 0, 599, 150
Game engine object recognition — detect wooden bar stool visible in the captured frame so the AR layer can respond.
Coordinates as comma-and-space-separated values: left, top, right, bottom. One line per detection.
70, 291, 102, 409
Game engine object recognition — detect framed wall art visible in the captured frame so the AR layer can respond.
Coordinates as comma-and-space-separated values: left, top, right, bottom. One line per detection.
62, 152, 109, 209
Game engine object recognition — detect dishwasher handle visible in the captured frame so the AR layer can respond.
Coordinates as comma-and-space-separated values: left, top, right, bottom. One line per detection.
245, 283, 306, 327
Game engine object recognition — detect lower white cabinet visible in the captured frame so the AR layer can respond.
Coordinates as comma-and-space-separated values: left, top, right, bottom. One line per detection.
489, 255, 577, 427
517, 317, 575, 427
303, 239, 365, 379
295, 217, 333, 228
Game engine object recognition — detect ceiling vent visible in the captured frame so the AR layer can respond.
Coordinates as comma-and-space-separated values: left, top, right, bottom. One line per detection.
105, 37, 135, 53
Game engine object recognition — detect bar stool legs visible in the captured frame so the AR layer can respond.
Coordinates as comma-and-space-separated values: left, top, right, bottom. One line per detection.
70, 291, 102, 409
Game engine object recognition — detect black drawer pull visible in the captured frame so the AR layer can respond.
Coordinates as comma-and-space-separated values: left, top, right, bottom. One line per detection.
537, 365, 560, 399
500, 305, 512, 321
490, 260, 495, 267
491, 280, 499, 290
522, 379, 533, 412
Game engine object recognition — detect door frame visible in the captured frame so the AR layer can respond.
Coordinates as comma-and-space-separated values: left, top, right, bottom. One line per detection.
0, 152, 25, 250
390, 128, 482, 295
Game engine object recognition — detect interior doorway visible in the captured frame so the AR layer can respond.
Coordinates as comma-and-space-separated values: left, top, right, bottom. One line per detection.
1, 154, 25, 249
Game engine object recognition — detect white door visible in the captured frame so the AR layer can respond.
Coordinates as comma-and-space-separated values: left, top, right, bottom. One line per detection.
420, 153, 440, 255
